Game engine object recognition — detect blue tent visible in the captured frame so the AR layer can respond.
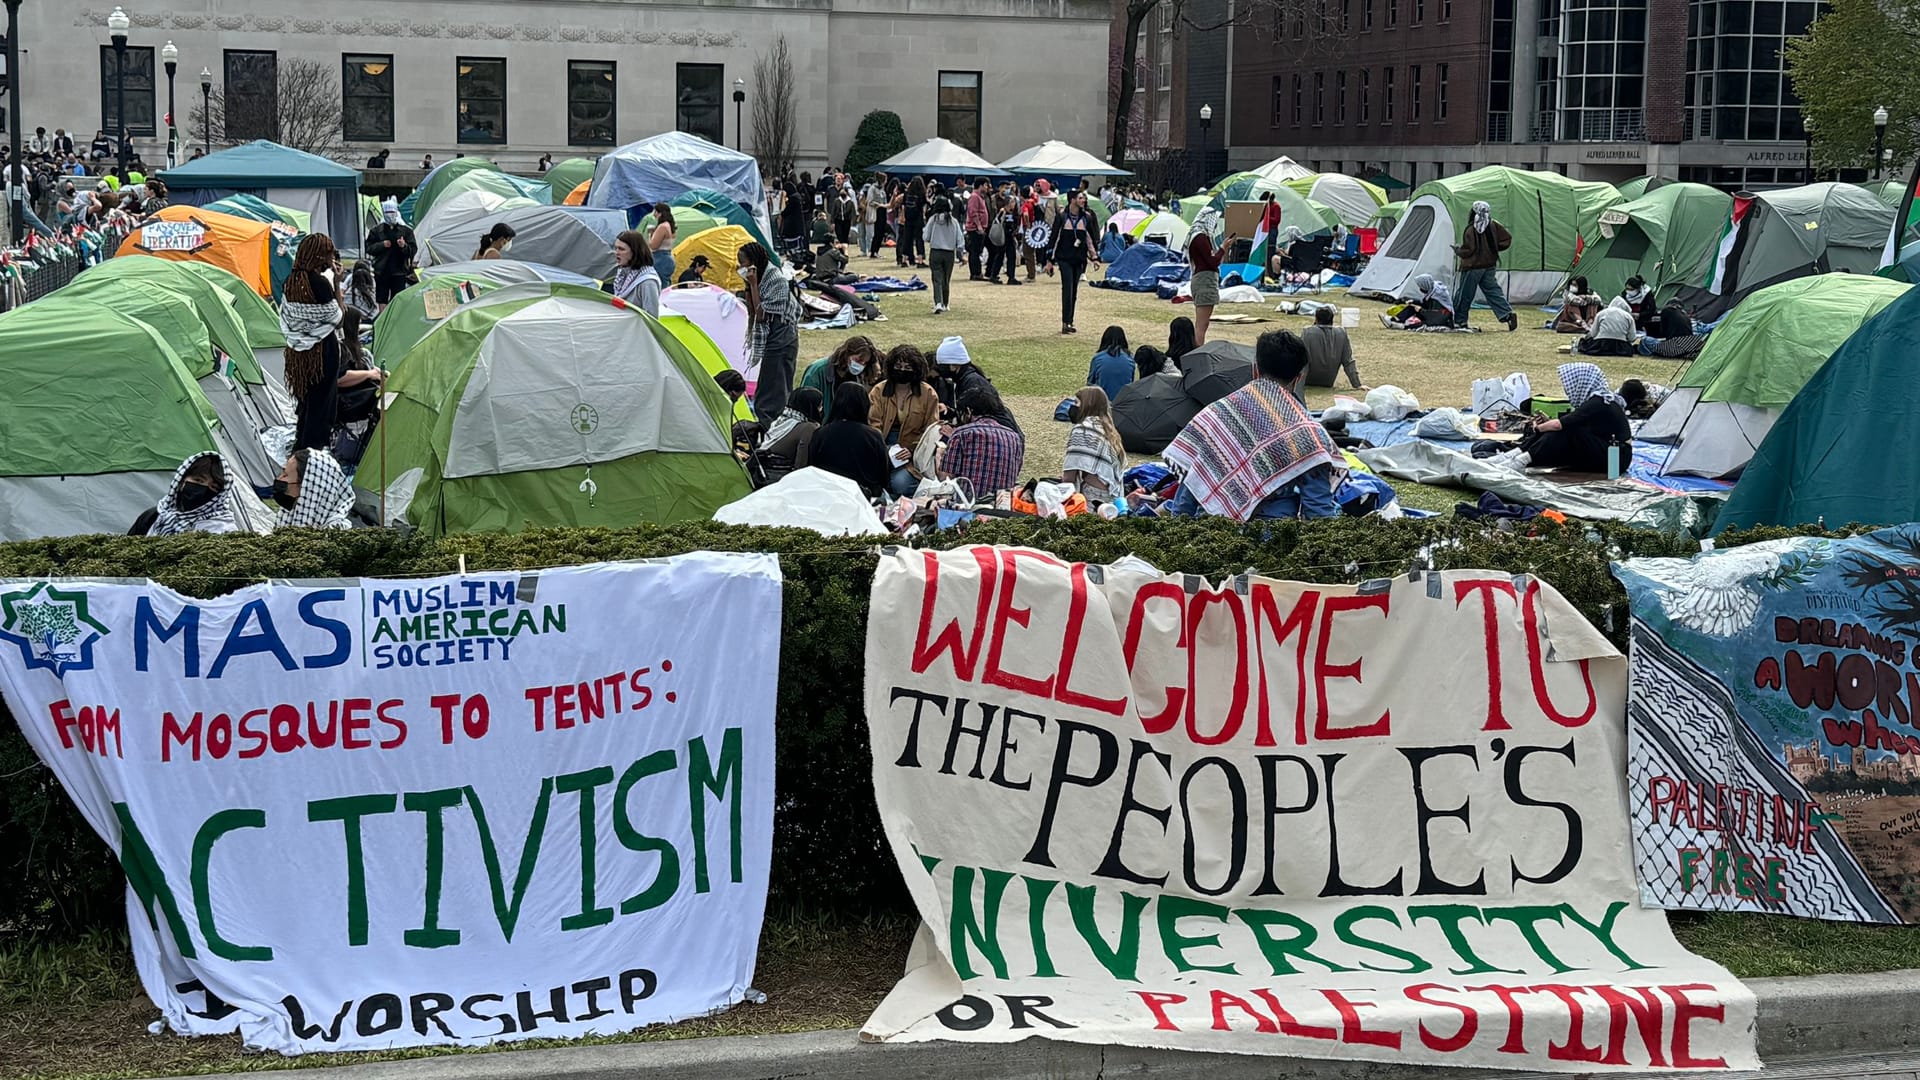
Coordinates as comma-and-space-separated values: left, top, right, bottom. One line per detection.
1717, 287, 1920, 531
1095, 242, 1185, 292
160, 140, 363, 254
589, 132, 766, 227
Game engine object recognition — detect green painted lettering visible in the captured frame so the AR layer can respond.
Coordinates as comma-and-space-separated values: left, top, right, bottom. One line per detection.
308, 793, 399, 947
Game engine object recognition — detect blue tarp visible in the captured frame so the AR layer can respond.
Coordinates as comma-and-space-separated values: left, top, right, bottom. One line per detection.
589, 132, 765, 218
1095, 242, 1182, 292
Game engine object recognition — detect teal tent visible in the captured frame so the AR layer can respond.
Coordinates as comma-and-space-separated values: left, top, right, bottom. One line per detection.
1717, 286, 1920, 530
160, 140, 362, 253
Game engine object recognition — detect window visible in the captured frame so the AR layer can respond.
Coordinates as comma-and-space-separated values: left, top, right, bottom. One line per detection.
1336, 71, 1348, 124
1410, 65, 1422, 121
1271, 76, 1285, 126
222, 51, 279, 141
456, 57, 507, 144
1438, 63, 1449, 119
1342, 0, 1352, 30
341, 54, 393, 143
937, 70, 982, 152
1360, 70, 1371, 123
673, 63, 721, 144
98, 45, 156, 137
1443, 0, 1453, 18
565, 61, 617, 145
1388, 0, 1399, 26
1158, 61, 1171, 90
1292, 74, 1303, 125
1416, 0, 1426, 20
1365, 0, 1375, 29
1384, 66, 1396, 122
1314, 72, 1325, 124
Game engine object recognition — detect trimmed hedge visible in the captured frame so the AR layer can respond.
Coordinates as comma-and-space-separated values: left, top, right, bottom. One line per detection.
0, 516, 1826, 939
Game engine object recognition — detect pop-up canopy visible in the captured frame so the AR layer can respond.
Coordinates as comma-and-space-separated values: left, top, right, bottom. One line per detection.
161, 140, 362, 253
997, 141, 1129, 178
874, 138, 1007, 179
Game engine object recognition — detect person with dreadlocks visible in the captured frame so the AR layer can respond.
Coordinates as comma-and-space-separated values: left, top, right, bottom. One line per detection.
282, 234, 347, 451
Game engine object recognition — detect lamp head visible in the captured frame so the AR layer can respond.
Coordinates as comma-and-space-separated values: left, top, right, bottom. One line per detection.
1200, 103, 1213, 122
161, 40, 177, 66
199, 67, 211, 89
1875, 105, 1890, 128
107, 7, 130, 39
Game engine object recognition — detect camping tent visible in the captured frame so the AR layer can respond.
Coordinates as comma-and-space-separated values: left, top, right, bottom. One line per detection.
372, 262, 604, 369
0, 303, 274, 540
669, 188, 781, 265
1131, 211, 1191, 251
1861, 179, 1910, 208
657, 310, 756, 423
1247, 156, 1312, 183
641, 206, 722, 245
1575, 182, 1733, 302
1715, 286, 1920, 531
1613, 176, 1674, 201
564, 181, 591, 206
1684, 183, 1897, 316
1639, 274, 1910, 478
1284, 174, 1389, 228
118, 206, 281, 298
420, 203, 624, 277
1205, 180, 1338, 238
415, 189, 534, 249
589, 132, 767, 233
672, 225, 760, 292
436, 169, 554, 211
161, 140, 362, 253
1095, 242, 1181, 291
204, 193, 310, 233
1349, 165, 1622, 303
352, 289, 749, 534
997, 141, 1129, 183
543, 158, 597, 203
661, 283, 752, 378
402, 157, 497, 224
873, 138, 1008, 179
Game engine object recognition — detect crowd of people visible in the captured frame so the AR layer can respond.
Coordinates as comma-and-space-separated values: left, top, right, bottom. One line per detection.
2, 128, 176, 238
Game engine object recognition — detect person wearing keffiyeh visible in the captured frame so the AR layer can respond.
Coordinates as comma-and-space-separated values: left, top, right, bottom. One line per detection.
1499, 362, 1633, 474
610, 229, 662, 316
1450, 198, 1518, 331
141, 453, 244, 536
272, 449, 357, 530
1164, 330, 1344, 521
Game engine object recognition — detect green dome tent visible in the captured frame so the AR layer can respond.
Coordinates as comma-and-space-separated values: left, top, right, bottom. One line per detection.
1283, 173, 1389, 227
372, 260, 605, 370
1639, 274, 1910, 478
1612, 176, 1674, 202
401, 157, 498, 225
1203, 178, 1337, 237
640, 206, 724, 245
169, 260, 284, 351
670, 188, 781, 265
204, 193, 311, 233
1575, 182, 1733, 302
1717, 285, 1920, 531
0, 304, 273, 539
354, 288, 750, 534
543, 157, 597, 203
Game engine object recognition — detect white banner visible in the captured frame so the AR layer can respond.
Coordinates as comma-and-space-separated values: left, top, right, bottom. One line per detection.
863, 547, 1756, 1070
0, 554, 782, 1054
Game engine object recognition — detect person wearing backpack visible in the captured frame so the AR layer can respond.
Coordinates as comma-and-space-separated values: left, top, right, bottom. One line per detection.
985, 193, 1022, 286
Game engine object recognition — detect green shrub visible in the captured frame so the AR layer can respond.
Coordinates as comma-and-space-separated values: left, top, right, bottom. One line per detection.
844, 111, 908, 182
0, 516, 1829, 939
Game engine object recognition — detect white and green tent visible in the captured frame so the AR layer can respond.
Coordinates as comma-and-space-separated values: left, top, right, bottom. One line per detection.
355, 288, 750, 535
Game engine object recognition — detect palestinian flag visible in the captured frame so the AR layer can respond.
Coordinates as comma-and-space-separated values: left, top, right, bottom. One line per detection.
1246, 198, 1286, 278
1707, 195, 1754, 294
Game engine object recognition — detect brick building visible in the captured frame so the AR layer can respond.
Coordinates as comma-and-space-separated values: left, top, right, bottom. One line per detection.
1109, 0, 1230, 189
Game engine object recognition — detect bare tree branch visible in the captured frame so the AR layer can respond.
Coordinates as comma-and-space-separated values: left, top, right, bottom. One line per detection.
189, 58, 345, 161
751, 36, 799, 176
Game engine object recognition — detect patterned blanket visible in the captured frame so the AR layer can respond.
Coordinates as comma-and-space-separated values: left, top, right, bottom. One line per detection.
1164, 377, 1341, 520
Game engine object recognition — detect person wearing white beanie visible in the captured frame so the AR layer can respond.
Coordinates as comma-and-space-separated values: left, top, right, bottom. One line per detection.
931, 336, 1021, 435
365, 197, 418, 310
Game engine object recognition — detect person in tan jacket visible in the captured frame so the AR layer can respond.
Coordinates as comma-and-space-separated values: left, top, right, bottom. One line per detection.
869, 344, 943, 496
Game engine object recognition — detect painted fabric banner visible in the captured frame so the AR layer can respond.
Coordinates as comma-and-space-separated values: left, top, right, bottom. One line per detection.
863, 546, 1755, 1070
0, 554, 781, 1054
1617, 527, 1920, 924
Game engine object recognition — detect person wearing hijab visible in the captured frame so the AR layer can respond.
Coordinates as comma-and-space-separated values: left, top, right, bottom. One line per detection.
365, 197, 417, 308
1450, 199, 1517, 331
1576, 297, 1638, 357
1384, 273, 1454, 329
808, 382, 892, 498
272, 448, 357, 529
611, 230, 662, 316
1620, 274, 1658, 332
1494, 362, 1632, 473
138, 453, 244, 536
757, 386, 826, 484
282, 234, 347, 451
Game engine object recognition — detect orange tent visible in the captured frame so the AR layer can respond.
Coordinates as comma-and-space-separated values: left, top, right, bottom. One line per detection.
117, 206, 275, 298
563, 180, 590, 206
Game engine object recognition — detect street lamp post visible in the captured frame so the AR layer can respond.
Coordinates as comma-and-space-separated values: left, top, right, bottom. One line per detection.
198, 67, 210, 157
161, 40, 177, 169
1803, 119, 1815, 185
732, 78, 745, 151
1874, 105, 1889, 180
1198, 103, 1213, 194
107, 6, 129, 184
5, 0, 24, 245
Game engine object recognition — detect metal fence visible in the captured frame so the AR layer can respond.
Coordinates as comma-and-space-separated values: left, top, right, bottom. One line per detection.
0, 226, 130, 313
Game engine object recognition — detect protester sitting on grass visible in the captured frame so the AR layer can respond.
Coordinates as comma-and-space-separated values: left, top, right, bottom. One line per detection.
1619, 378, 1671, 420
1492, 362, 1633, 474
1087, 326, 1134, 401
800, 335, 882, 403
758, 386, 825, 484
1061, 386, 1127, 500
1167, 316, 1198, 369
940, 386, 1026, 498
808, 382, 892, 499
1164, 329, 1344, 521
132, 453, 246, 537
1302, 306, 1364, 391
1576, 298, 1638, 357
1639, 303, 1706, 359
273, 448, 356, 530
869, 344, 942, 496
1132, 344, 1170, 380
1620, 275, 1658, 332
932, 335, 1020, 434
1555, 275, 1603, 334
1383, 274, 1454, 329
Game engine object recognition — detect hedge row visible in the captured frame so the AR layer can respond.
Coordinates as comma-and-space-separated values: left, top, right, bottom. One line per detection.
0, 516, 1825, 939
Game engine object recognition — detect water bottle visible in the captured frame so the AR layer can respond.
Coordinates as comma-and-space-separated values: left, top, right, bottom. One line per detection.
1606, 434, 1623, 480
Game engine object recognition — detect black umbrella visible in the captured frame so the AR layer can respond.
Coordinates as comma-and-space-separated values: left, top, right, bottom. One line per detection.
1181, 340, 1256, 405
1112, 373, 1201, 454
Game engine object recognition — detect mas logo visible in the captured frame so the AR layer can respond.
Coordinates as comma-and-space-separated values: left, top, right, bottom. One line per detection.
0, 582, 110, 676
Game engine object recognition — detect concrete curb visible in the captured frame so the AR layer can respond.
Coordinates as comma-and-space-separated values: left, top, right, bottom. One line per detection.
153, 969, 1920, 1080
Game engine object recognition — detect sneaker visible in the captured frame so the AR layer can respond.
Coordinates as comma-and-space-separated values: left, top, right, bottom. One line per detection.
1379, 312, 1395, 329
1487, 449, 1532, 472
1504, 312, 1519, 331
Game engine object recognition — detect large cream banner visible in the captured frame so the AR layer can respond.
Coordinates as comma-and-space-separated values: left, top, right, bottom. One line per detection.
862, 547, 1757, 1070
0, 554, 781, 1054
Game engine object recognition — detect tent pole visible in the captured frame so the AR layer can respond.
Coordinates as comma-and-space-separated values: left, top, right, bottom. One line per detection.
378, 382, 387, 526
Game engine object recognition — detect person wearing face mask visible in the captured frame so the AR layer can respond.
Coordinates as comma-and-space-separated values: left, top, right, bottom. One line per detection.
475, 222, 517, 260
365, 198, 418, 308
133, 453, 244, 536
867, 344, 942, 496
272, 448, 357, 529
799, 334, 880, 403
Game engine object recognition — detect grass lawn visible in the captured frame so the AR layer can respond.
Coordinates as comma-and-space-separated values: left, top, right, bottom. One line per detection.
8, 908, 1920, 1080
823, 249, 1689, 513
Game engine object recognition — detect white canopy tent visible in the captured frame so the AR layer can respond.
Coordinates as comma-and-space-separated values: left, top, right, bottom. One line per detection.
874, 138, 1008, 179
997, 141, 1130, 178
1248, 156, 1312, 183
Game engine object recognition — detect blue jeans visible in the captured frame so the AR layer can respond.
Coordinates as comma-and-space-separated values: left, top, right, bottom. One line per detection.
1455, 267, 1513, 324
653, 249, 675, 281
888, 467, 918, 497
1169, 464, 1340, 520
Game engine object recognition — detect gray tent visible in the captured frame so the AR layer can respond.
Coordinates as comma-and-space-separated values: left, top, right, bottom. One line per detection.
1722, 183, 1894, 294
1181, 340, 1256, 405
1113, 372, 1200, 454
419, 204, 627, 279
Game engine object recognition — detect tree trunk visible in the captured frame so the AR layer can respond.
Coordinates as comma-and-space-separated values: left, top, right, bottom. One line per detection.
1109, 1, 1156, 169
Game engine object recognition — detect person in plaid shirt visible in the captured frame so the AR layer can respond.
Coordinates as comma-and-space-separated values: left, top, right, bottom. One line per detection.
940, 386, 1025, 498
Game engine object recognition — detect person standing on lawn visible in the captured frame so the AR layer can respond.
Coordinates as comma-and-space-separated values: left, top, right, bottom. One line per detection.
965, 179, 991, 280
364, 199, 417, 309
925, 194, 962, 314
1047, 189, 1100, 335
1451, 199, 1518, 331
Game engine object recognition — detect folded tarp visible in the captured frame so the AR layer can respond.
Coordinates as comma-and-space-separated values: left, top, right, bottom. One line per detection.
849, 276, 926, 292
1095, 241, 1181, 291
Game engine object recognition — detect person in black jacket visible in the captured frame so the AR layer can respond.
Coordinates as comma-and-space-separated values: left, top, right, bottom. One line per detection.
808, 382, 892, 498
1046, 190, 1101, 335
364, 199, 418, 307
